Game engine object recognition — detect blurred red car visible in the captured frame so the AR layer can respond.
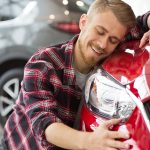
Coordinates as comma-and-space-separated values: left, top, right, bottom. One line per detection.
80, 40, 150, 150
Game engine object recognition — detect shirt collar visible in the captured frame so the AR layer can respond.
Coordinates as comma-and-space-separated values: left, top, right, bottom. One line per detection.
63, 35, 78, 85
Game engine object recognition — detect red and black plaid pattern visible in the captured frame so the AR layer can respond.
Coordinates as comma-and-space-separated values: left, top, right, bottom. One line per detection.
2, 35, 82, 150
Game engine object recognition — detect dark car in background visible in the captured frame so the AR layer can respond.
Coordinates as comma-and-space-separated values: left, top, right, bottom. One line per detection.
0, 0, 91, 126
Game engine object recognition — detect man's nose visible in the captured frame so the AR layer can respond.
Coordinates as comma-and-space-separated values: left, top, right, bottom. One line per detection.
98, 36, 108, 50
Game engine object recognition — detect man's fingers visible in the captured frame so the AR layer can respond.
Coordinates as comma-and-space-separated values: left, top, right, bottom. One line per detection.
139, 37, 146, 48
92, 119, 131, 150
139, 36, 149, 48
107, 130, 130, 139
101, 118, 122, 129
100, 118, 130, 140
139, 31, 150, 48
106, 139, 130, 149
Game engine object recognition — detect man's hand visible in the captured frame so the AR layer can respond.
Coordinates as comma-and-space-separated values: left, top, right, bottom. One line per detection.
139, 30, 150, 48
83, 118, 130, 150
45, 119, 130, 150
139, 15, 150, 48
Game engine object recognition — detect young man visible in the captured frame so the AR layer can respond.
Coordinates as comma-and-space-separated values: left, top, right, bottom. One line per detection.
1, 0, 150, 149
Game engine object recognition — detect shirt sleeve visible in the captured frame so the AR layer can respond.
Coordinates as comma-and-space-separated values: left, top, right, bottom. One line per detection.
23, 49, 62, 147
137, 11, 150, 32
123, 11, 150, 42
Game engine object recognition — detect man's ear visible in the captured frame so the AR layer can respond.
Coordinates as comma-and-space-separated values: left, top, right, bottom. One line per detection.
79, 14, 88, 30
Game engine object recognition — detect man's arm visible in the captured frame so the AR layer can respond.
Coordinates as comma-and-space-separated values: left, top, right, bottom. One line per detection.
148, 15, 150, 28
139, 14, 150, 47
137, 11, 150, 32
45, 119, 130, 150
123, 11, 150, 47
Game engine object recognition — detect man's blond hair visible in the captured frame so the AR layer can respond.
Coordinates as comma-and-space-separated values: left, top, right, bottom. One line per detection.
87, 0, 136, 29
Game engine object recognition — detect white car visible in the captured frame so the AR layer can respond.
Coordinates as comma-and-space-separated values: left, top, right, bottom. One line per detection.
0, 0, 90, 126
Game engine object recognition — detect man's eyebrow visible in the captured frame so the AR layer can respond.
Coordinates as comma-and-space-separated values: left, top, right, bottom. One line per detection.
97, 25, 122, 42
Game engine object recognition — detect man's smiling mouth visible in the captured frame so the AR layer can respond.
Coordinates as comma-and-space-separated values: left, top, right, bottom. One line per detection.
91, 45, 104, 55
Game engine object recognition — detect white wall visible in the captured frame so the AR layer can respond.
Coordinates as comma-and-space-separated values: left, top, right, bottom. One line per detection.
123, 0, 150, 16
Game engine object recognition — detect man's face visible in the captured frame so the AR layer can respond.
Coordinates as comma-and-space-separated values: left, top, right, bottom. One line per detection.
76, 10, 127, 69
